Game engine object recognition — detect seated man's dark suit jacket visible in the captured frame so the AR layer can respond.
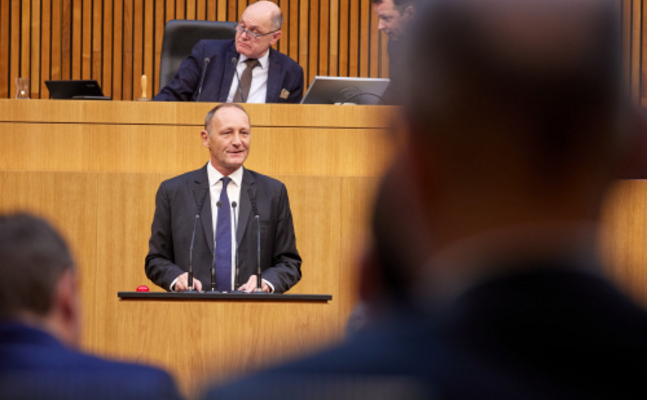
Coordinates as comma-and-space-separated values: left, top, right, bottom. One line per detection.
204, 264, 647, 400
145, 164, 302, 292
154, 39, 304, 103
0, 322, 182, 400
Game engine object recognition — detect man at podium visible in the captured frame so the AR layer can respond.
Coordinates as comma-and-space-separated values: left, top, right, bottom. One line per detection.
145, 103, 302, 293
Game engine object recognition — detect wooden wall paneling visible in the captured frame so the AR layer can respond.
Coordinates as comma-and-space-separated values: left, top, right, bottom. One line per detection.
123, 0, 133, 100
165, 0, 174, 22
20, 0, 30, 82
40, 0, 52, 97
279, 176, 343, 297
10, 0, 20, 96
72, 0, 81, 79
176, 0, 185, 19
92, 0, 102, 83
600, 180, 647, 308
143, 0, 154, 98
62, 0, 71, 79
113, 0, 123, 99
206, 0, 216, 21
369, 0, 379, 77
133, 0, 143, 99
102, 0, 113, 96
30, 0, 41, 98
349, 0, 359, 76
288, 0, 298, 65
0, 171, 99, 345
300, 0, 309, 83
631, 0, 642, 102
339, 0, 349, 76
359, 0, 369, 77
0, 0, 9, 98
51, 0, 62, 83
236, 0, 247, 20
186, 0, 196, 20
87, 172, 172, 356
217, 0, 226, 21
227, 0, 236, 21
196, 0, 205, 20
622, 0, 631, 88
276, 0, 286, 56
82, 0, 91, 79
308, 0, 319, 83
339, 176, 380, 324
318, 0, 329, 77
328, 0, 339, 77
153, 0, 164, 96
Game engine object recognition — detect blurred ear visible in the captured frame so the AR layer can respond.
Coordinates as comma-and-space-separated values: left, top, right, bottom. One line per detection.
53, 268, 81, 347
270, 30, 282, 46
403, 5, 415, 19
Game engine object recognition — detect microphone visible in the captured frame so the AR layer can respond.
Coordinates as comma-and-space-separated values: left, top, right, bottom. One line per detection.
211, 200, 222, 292
231, 201, 241, 291
188, 190, 209, 291
247, 188, 263, 292
196, 57, 211, 102
231, 57, 246, 103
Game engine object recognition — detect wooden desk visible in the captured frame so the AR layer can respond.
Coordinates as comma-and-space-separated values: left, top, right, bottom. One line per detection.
0, 99, 396, 397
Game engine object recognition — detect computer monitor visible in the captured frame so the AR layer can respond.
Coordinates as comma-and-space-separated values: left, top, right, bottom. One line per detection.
301, 76, 390, 105
45, 80, 110, 100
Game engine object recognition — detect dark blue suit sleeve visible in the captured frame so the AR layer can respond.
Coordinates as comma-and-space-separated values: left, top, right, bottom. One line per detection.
262, 183, 302, 292
145, 181, 187, 290
154, 41, 206, 101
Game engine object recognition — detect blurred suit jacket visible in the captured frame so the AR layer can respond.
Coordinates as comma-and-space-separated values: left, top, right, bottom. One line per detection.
203, 265, 647, 400
0, 322, 182, 400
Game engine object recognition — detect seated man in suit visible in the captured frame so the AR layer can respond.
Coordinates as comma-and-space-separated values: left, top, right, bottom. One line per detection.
154, 0, 303, 103
0, 213, 182, 400
202, 0, 647, 399
145, 103, 301, 293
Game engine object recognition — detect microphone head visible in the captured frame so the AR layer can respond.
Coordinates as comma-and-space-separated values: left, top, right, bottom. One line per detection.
231, 57, 238, 65
204, 57, 210, 64
216, 201, 222, 208
232, 201, 237, 208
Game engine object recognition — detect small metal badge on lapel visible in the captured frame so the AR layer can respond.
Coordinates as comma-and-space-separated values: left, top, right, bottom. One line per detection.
280, 89, 290, 99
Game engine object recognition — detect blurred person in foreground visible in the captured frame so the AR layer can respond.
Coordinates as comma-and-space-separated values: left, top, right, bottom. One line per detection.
0, 213, 182, 400
202, 0, 647, 399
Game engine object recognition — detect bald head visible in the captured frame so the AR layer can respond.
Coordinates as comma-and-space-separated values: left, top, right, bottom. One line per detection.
396, 0, 629, 246
404, 0, 625, 183
244, 1, 283, 31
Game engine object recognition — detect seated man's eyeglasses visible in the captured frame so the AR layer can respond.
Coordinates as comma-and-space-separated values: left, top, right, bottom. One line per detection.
235, 23, 279, 39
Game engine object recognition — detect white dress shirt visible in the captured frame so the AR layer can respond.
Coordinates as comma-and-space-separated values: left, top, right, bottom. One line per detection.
226, 51, 270, 103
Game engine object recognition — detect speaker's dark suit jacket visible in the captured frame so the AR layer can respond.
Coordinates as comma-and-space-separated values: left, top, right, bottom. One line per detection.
154, 39, 304, 103
145, 165, 301, 292
0, 322, 182, 400
204, 265, 647, 400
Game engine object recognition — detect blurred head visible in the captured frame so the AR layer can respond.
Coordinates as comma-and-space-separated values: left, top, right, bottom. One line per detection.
400, 0, 629, 247
372, 0, 416, 41
0, 213, 80, 346
201, 103, 252, 176
235, 1, 283, 59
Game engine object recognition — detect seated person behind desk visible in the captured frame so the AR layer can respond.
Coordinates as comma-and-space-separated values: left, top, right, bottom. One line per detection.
0, 213, 181, 400
145, 103, 302, 293
154, 0, 303, 103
